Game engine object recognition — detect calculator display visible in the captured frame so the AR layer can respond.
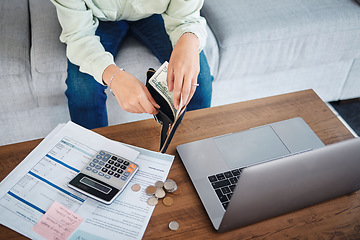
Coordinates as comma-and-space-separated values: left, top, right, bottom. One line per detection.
80, 177, 111, 194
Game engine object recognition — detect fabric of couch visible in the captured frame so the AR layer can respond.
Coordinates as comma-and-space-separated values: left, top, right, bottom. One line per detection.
1, 0, 360, 146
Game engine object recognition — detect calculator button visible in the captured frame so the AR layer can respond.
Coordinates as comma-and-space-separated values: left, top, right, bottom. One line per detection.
114, 173, 120, 178
105, 175, 111, 179
117, 169, 124, 174
92, 169, 98, 174
117, 158, 123, 163
126, 168, 133, 173
102, 168, 108, 173
92, 159, 99, 163
98, 172, 104, 176
98, 161, 105, 166
114, 162, 120, 167
89, 162, 95, 167
121, 176, 127, 181
99, 151, 106, 155
105, 164, 111, 168
108, 160, 114, 165
96, 155, 102, 159
124, 172, 130, 177
120, 165, 127, 170
108, 171, 114, 175
111, 166, 117, 171
111, 156, 118, 161
95, 165, 102, 170
103, 154, 111, 161
123, 161, 130, 166
86, 166, 92, 171
130, 164, 136, 169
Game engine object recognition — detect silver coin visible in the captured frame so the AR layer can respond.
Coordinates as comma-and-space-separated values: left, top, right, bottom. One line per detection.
147, 196, 158, 206
169, 221, 179, 231
155, 180, 164, 189
164, 179, 177, 193
154, 188, 166, 199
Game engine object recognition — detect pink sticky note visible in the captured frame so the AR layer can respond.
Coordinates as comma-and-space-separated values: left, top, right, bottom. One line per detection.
32, 201, 84, 240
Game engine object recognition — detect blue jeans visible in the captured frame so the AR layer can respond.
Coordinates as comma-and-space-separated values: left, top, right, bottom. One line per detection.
65, 15, 213, 129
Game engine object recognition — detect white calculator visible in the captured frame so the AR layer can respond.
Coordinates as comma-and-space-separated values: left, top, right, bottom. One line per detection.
68, 150, 139, 204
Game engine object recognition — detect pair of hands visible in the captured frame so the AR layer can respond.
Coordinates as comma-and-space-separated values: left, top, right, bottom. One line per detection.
103, 33, 200, 115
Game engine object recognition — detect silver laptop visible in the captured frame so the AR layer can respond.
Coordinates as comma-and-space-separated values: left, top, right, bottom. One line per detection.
176, 117, 360, 232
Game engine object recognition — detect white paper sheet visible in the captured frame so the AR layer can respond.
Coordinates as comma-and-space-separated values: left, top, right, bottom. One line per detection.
0, 121, 174, 240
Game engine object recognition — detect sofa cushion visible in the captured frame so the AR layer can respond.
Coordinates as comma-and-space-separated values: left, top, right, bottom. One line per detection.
0, 0, 30, 76
29, 0, 68, 106
30, 0, 67, 74
0, 0, 37, 113
211, 60, 354, 105
202, 0, 360, 81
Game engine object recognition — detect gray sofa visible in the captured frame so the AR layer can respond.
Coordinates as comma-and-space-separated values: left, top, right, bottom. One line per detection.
1, 0, 360, 146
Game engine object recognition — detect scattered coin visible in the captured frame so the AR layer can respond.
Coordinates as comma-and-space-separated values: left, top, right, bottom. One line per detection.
145, 185, 157, 195
147, 196, 158, 206
162, 196, 174, 206
164, 179, 177, 193
131, 184, 141, 192
155, 188, 166, 199
155, 180, 164, 189
169, 221, 179, 231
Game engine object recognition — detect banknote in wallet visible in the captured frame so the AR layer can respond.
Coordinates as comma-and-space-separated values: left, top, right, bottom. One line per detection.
146, 61, 186, 153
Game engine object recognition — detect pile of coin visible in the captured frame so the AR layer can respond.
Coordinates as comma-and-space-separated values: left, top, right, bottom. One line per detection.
132, 179, 180, 231
144, 179, 178, 207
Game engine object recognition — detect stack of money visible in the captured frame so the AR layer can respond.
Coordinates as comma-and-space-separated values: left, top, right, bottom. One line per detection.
148, 62, 185, 119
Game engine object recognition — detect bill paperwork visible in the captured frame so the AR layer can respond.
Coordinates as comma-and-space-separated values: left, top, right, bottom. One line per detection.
0, 121, 174, 240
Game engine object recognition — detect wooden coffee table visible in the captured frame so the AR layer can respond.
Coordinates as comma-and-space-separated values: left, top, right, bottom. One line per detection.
0, 89, 358, 239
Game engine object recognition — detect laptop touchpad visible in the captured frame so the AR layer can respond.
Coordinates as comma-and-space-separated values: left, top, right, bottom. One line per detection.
214, 126, 290, 169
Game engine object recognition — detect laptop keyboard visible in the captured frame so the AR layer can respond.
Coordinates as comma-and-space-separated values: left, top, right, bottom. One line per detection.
208, 168, 243, 210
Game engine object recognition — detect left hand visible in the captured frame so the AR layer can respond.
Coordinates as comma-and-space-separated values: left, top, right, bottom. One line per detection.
167, 33, 200, 110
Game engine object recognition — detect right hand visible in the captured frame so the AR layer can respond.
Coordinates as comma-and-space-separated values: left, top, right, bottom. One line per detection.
103, 65, 160, 114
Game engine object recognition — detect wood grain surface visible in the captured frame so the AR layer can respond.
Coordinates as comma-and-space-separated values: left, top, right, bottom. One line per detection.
0, 90, 359, 239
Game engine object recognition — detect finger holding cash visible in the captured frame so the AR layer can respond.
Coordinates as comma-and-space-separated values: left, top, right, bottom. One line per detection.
148, 62, 185, 119
167, 33, 200, 110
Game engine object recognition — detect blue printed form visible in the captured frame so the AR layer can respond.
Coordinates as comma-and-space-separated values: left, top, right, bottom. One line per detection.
0, 121, 174, 240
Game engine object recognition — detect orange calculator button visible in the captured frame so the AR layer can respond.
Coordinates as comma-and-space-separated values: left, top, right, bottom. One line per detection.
127, 168, 134, 173
130, 164, 136, 169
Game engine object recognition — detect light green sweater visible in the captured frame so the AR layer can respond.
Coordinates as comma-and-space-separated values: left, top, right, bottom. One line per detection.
50, 0, 207, 84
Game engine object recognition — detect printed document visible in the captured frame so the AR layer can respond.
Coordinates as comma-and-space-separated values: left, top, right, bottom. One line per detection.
0, 121, 174, 239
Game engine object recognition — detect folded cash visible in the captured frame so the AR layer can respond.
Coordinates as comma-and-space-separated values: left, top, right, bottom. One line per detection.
148, 62, 185, 119
146, 62, 187, 153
